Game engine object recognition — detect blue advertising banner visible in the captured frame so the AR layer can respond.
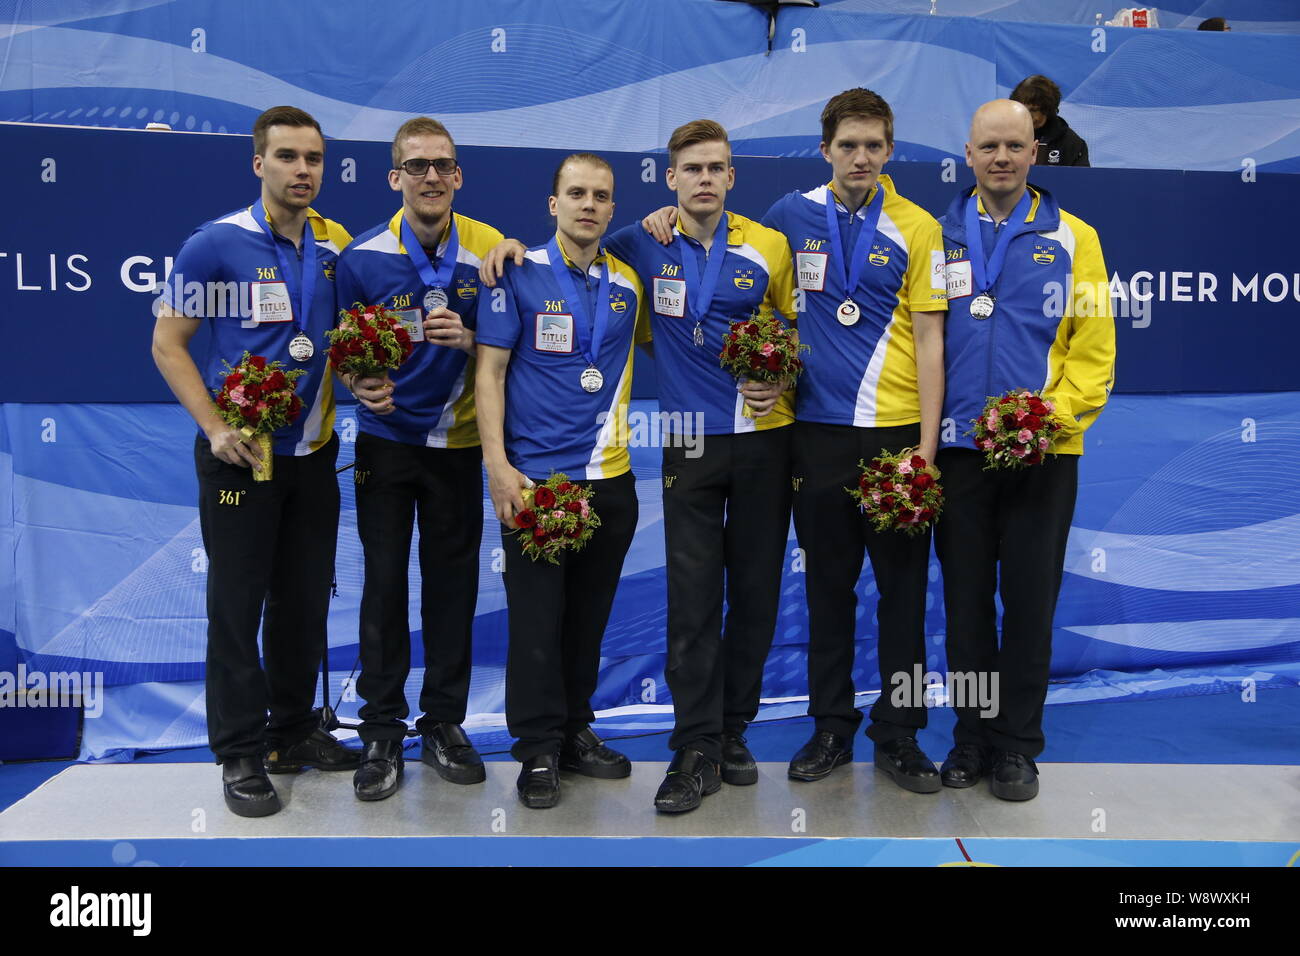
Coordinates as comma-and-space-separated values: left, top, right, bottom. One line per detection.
1, 123, 1297, 403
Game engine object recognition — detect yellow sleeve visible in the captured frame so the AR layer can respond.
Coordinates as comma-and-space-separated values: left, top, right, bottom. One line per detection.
457, 215, 505, 258
1047, 215, 1115, 446
758, 228, 798, 324
905, 213, 949, 314
634, 273, 652, 345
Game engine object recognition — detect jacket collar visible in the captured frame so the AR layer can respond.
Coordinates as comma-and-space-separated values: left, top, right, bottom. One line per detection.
255, 203, 330, 242
826, 174, 895, 219
388, 209, 454, 255
674, 210, 743, 246
554, 233, 607, 276
941, 183, 1060, 246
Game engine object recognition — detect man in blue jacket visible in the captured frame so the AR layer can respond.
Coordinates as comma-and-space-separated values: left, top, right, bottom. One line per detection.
152, 106, 359, 817
935, 100, 1114, 801
335, 117, 503, 802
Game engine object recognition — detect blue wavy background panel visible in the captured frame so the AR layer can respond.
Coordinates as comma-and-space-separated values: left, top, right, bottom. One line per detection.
5, 392, 1298, 753
3, 0, 1299, 753
3, 0, 1299, 170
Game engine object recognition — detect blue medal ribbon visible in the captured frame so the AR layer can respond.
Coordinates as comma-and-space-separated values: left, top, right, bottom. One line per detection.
547, 235, 612, 372
678, 213, 730, 322
252, 198, 316, 335
963, 189, 1032, 296
823, 183, 884, 305
399, 214, 460, 299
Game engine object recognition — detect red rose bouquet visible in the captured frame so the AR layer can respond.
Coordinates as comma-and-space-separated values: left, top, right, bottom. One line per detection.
512, 473, 601, 564
327, 304, 414, 380
848, 448, 943, 536
970, 389, 1063, 469
719, 307, 807, 418
211, 351, 306, 481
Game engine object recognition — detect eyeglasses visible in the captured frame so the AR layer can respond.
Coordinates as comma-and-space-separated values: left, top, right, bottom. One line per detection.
396, 157, 458, 177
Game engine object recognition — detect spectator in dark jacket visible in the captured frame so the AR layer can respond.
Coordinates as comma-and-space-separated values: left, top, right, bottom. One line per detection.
1010, 75, 1089, 167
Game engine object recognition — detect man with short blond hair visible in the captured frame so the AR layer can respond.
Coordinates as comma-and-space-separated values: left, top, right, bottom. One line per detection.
476, 153, 650, 810
389, 116, 454, 168
335, 117, 504, 801
606, 119, 797, 813
666, 117, 727, 163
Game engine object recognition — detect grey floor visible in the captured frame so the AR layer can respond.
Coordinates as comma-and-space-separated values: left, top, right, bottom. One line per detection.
2, 761, 1297, 842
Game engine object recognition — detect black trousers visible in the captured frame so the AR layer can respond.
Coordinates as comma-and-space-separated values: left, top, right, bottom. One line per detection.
791, 420, 931, 743
662, 427, 792, 762
934, 448, 1078, 758
353, 432, 483, 743
503, 469, 638, 761
195, 432, 340, 761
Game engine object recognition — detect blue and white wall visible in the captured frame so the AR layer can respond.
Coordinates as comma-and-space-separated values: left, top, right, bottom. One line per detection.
3, 0, 1300, 171
1, 1, 1297, 757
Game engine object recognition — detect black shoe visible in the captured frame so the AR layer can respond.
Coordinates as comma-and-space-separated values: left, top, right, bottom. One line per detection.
265, 728, 361, 774
990, 751, 1039, 801
874, 736, 941, 794
721, 731, 758, 786
222, 756, 281, 817
559, 727, 631, 779
421, 723, 486, 785
788, 730, 853, 781
654, 749, 722, 814
353, 740, 404, 802
940, 743, 991, 789
517, 752, 560, 809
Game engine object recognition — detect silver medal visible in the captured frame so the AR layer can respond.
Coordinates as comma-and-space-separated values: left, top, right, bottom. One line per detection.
288, 332, 314, 361
424, 287, 448, 312
580, 366, 604, 393
693, 322, 704, 347
970, 294, 995, 319
836, 299, 860, 326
